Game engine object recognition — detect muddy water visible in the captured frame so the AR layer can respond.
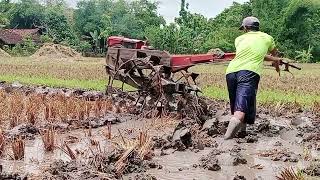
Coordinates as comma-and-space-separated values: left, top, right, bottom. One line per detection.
0, 116, 174, 176
1, 115, 319, 180
124, 119, 319, 180
125, 137, 301, 180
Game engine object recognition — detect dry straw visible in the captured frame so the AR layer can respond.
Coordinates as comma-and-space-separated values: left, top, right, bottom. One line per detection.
11, 136, 25, 160
276, 167, 305, 180
59, 143, 77, 160
41, 127, 55, 152
0, 90, 113, 130
0, 129, 5, 156
114, 130, 152, 175
103, 123, 112, 140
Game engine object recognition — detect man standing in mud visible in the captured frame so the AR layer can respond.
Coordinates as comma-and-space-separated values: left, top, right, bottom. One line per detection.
224, 17, 283, 139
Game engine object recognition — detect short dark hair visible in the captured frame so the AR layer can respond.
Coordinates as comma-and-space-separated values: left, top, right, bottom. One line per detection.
245, 25, 260, 31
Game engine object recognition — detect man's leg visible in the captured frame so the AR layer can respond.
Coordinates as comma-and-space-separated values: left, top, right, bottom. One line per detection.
226, 73, 236, 115
225, 73, 246, 139
235, 111, 247, 138
234, 111, 245, 122
224, 70, 259, 140
224, 111, 246, 139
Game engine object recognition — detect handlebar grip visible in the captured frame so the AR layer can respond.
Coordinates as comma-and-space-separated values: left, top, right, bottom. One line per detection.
288, 64, 302, 70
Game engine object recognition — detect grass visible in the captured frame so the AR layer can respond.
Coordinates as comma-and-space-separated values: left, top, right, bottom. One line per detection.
0, 57, 319, 108
202, 86, 320, 107
0, 57, 131, 91
0, 74, 107, 91
192, 63, 320, 108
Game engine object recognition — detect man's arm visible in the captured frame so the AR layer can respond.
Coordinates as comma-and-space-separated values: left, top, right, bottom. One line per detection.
264, 54, 282, 62
264, 48, 282, 62
264, 48, 283, 74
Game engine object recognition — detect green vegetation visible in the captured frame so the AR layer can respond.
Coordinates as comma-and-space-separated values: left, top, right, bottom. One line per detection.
3, 36, 39, 56
0, 74, 107, 91
0, 0, 319, 61
0, 57, 318, 108
0, 0, 319, 108
0, 57, 132, 91
202, 86, 320, 108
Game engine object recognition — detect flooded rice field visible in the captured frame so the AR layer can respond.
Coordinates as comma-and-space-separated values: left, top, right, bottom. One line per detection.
0, 82, 319, 180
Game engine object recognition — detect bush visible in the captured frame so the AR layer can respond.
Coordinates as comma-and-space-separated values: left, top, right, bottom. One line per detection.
76, 41, 91, 53
40, 34, 53, 43
6, 36, 39, 56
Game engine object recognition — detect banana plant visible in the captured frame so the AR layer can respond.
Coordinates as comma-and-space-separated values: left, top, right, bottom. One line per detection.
89, 30, 100, 53
295, 45, 313, 63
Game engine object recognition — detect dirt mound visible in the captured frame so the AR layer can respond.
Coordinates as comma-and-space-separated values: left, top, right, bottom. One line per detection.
31, 43, 81, 59
0, 48, 11, 58
207, 48, 225, 57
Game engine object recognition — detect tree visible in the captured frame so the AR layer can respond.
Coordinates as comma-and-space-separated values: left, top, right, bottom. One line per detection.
0, 13, 9, 28
42, 4, 78, 45
8, 0, 45, 28
0, 0, 14, 28
278, 0, 320, 60
74, 0, 103, 36
251, 0, 290, 37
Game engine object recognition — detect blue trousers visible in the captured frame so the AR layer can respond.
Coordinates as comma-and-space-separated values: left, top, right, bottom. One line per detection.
226, 70, 260, 124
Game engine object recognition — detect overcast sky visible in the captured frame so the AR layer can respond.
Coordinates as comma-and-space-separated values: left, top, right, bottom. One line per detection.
67, 0, 249, 23
154, 0, 248, 22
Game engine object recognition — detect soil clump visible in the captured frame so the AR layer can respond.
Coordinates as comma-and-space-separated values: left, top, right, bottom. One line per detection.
258, 148, 299, 162
199, 149, 222, 171
5, 123, 39, 140
303, 163, 320, 177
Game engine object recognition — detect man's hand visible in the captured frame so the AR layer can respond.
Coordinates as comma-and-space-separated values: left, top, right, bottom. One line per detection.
267, 56, 301, 75
271, 58, 282, 75
265, 53, 287, 75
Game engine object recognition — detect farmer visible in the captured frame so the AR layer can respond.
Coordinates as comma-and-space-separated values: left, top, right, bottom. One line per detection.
224, 16, 282, 139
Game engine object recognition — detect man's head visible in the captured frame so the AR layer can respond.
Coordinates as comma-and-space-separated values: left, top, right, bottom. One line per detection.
239, 16, 260, 31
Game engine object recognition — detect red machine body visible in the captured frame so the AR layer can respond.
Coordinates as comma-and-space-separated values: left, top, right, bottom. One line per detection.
170, 53, 235, 72
107, 36, 145, 49
106, 36, 235, 96
107, 36, 235, 72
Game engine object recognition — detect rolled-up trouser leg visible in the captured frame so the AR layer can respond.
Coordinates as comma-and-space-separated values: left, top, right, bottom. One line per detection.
226, 70, 260, 125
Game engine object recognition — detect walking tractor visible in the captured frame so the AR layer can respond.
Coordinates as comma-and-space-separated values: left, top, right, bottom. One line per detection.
105, 36, 301, 113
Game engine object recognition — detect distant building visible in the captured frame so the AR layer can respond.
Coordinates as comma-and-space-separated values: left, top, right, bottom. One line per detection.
0, 28, 43, 48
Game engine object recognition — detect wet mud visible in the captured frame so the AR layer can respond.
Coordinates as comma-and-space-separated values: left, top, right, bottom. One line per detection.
0, 83, 319, 180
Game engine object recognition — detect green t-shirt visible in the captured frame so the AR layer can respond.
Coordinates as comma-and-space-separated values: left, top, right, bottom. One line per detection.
226, 31, 276, 75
